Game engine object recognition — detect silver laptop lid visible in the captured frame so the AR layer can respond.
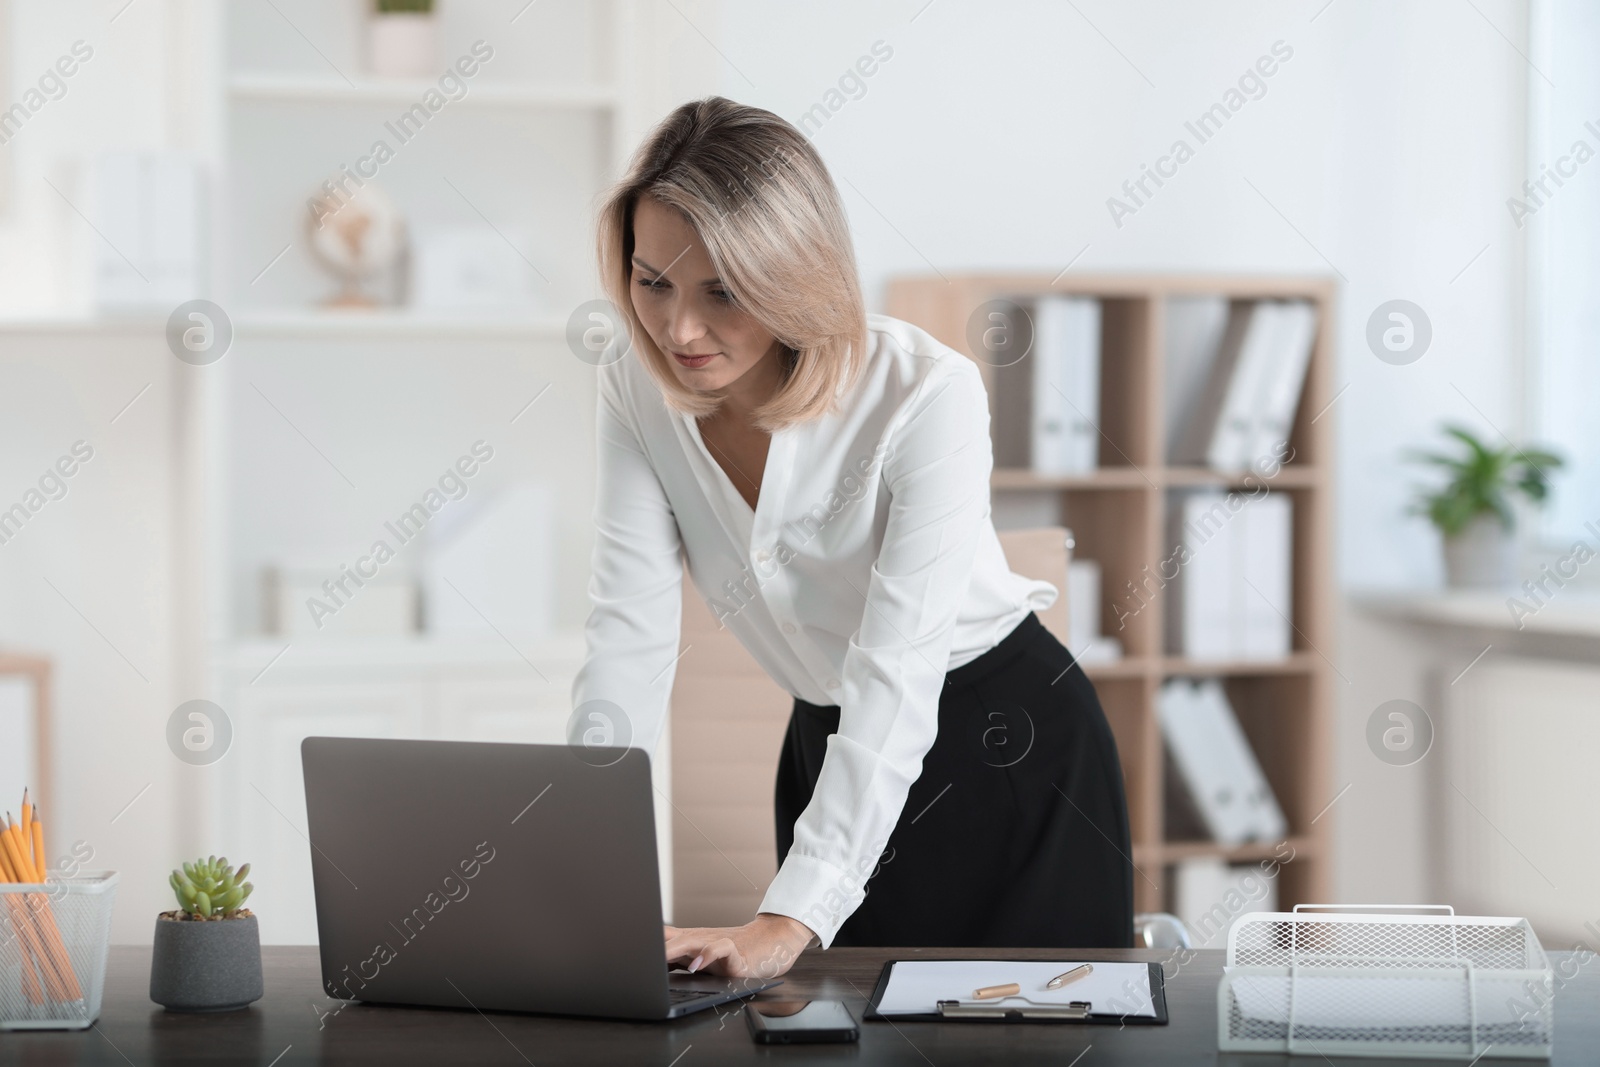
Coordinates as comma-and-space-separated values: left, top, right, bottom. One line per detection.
302, 737, 672, 1019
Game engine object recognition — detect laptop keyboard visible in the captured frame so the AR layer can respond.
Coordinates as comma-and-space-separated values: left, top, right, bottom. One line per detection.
668, 987, 712, 1003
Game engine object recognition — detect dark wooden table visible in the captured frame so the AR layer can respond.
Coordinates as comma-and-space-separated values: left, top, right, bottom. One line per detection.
6, 946, 1597, 1064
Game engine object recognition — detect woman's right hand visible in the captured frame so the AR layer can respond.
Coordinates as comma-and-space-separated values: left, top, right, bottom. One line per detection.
663, 913, 816, 979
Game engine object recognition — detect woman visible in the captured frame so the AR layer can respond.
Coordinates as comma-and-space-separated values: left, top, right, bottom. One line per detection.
571, 97, 1132, 979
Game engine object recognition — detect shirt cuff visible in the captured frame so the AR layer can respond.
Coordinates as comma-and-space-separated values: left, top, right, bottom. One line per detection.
758, 850, 877, 950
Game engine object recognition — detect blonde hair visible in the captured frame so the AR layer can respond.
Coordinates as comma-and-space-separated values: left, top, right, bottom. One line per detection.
596, 96, 867, 431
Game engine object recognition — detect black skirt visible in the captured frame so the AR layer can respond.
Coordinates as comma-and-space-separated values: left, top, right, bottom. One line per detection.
774, 611, 1134, 949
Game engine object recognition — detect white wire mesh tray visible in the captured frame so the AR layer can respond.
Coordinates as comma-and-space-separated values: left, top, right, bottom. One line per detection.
1217, 904, 1553, 1060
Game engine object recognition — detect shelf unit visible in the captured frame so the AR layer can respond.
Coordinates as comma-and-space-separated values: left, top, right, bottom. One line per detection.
231, 311, 567, 339
213, 0, 678, 318
194, 0, 689, 940
227, 75, 622, 110
886, 272, 1338, 916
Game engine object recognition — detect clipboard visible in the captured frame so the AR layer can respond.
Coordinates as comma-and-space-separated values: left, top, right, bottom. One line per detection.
863, 959, 1169, 1025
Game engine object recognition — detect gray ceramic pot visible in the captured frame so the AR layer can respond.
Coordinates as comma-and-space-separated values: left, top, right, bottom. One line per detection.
149, 914, 264, 1012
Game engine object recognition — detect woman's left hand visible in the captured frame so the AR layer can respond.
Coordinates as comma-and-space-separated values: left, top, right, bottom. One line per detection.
664, 913, 817, 979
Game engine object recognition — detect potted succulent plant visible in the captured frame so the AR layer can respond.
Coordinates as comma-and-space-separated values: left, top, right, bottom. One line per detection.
1406, 424, 1564, 589
368, 0, 437, 78
149, 856, 262, 1012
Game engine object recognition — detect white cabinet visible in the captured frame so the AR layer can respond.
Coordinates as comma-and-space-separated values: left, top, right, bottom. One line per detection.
216, 634, 585, 944
436, 677, 570, 743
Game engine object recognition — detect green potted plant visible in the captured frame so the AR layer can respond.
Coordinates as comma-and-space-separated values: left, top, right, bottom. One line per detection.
149, 856, 262, 1012
368, 0, 437, 78
1406, 424, 1563, 589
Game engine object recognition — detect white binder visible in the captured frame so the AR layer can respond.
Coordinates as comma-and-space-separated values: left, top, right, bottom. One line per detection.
1240, 493, 1292, 659
1159, 678, 1286, 845
1030, 296, 1101, 474
1246, 300, 1317, 467
1165, 491, 1234, 661
1208, 302, 1286, 470
1166, 490, 1292, 661
1163, 295, 1231, 464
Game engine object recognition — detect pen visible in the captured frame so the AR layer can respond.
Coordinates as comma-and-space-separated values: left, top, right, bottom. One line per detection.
972, 982, 1021, 1000
1046, 963, 1093, 989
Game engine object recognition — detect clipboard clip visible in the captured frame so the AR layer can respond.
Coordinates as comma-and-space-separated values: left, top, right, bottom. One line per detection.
936, 999, 1092, 1020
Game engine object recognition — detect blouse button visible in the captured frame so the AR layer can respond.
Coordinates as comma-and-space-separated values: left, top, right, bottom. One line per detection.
782, 622, 797, 635
754, 548, 772, 563
826, 678, 840, 690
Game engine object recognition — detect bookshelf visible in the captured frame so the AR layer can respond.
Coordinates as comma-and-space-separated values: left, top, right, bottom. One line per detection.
194, 0, 684, 943
885, 272, 1337, 916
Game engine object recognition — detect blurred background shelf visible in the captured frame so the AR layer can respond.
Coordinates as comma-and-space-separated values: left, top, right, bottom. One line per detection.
1160, 653, 1322, 677
1079, 656, 1154, 680
192, 0, 665, 946
1079, 653, 1321, 681
1164, 465, 1320, 488
992, 468, 1153, 490
233, 311, 568, 339
994, 466, 1321, 490
1154, 836, 1319, 865
228, 75, 622, 109
888, 271, 1337, 916
224, 631, 586, 671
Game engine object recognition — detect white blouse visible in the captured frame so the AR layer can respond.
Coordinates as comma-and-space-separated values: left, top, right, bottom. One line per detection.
570, 312, 1058, 948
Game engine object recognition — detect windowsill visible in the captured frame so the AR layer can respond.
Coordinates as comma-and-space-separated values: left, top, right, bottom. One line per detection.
1350, 587, 1600, 639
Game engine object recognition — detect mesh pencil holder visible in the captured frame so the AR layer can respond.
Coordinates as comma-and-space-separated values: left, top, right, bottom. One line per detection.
1217, 904, 1554, 1060
0, 871, 118, 1030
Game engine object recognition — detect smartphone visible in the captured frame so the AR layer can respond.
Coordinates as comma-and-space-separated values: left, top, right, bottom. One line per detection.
746, 999, 860, 1044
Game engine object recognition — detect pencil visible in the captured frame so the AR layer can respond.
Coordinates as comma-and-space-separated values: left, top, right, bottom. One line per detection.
0, 826, 68, 1002
0, 816, 29, 884
20, 815, 80, 1002
973, 982, 1021, 1000
27, 811, 82, 1001
0, 814, 79, 1001
2, 894, 61, 1002
20, 944, 44, 1005
13, 839, 45, 1005
7, 903, 64, 1002
30, 807, 46, 883
1046, 963, 1093, 989
19, 789, 31, 873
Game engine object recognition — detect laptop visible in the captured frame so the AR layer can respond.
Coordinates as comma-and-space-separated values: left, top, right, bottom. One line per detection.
301, 737, 781, 1020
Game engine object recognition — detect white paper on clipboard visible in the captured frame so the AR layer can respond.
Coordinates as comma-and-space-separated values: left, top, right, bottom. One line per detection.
874, 960, 1158, 1017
